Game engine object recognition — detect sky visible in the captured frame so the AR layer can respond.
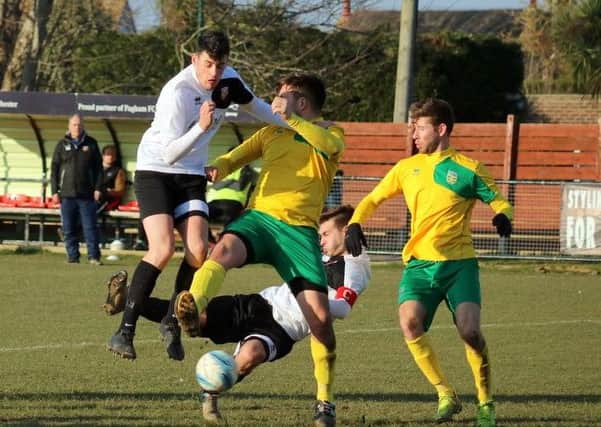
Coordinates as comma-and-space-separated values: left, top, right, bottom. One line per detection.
128, 0, 531, 32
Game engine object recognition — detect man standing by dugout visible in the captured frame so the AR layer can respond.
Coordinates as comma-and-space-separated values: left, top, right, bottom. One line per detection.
50, 113, 103, 265
345, 98, 513, 427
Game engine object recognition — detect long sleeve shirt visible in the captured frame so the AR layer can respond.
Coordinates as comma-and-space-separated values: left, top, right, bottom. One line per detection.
212, 114, 345, 228
351, 147, 513, 263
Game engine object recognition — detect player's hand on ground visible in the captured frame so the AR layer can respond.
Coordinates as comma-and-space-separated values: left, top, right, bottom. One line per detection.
199, 101, 215, 131
272, 95, 292, 120
205, 166, 218, 182
345, 223, 368, 257
492, 213, 512, 237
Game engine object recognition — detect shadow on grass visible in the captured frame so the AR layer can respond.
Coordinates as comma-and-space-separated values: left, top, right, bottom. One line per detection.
2, 391, 600, 404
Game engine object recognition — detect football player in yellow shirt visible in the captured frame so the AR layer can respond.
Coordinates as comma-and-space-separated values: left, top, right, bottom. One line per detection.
175, 74, 343, 427
345, 98, 512, 427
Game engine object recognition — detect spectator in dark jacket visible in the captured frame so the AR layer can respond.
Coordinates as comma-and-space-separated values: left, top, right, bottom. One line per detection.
98, 144, 127, 212
50, 114, 103, 264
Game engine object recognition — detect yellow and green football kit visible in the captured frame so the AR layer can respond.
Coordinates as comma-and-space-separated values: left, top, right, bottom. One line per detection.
190, 114, 344, 404
192, 113, 344, 302
351, 146, 511, 407
351, 147, 513, 264
214, 114, 344, 229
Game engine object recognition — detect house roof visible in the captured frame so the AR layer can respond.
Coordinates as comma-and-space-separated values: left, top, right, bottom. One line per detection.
339, 9, 522, 37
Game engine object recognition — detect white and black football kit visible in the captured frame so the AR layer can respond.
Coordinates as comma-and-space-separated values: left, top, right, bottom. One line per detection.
135, 64, 285, 223
201, 252, 371, 362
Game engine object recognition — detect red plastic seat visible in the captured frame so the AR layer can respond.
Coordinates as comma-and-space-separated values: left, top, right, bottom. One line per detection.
0, 194, 28, 207
118, 200, 140, 212
17, 196, 46, 208
45, 199, 61, 208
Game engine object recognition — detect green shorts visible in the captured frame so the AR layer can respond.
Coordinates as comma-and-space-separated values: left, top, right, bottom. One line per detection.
398, 258, 481, 331
224, 209, 327, 289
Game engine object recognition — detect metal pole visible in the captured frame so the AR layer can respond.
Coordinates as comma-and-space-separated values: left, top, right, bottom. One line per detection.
393, 0, 418, 123
197, 0, 204, 29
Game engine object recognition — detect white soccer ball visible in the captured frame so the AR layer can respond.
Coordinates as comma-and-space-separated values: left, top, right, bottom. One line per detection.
109, 239, 124, 252
195, 350, 238, 393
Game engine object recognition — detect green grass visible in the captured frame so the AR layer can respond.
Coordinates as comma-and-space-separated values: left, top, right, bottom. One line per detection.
0, 251, 600, 426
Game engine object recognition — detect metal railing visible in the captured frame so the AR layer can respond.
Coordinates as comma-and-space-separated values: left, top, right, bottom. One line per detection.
330, 177, 601, 261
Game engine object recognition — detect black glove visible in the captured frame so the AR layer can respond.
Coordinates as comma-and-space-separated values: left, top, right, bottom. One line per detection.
345, 223, 368, 257
492, 213, 512, 238
211, 78, 254, 109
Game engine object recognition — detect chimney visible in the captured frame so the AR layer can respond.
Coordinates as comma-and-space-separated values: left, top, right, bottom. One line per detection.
342, 0, 351, 20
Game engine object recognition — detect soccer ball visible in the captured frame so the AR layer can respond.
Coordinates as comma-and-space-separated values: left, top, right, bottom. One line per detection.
195, 350, 238, 393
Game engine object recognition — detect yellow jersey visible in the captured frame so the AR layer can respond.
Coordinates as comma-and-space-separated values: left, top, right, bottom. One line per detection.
350, 147, 513, 263
212, 114, 344, 228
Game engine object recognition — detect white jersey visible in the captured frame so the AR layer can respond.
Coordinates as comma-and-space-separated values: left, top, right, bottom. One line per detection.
259, 252, 371, 341
136, 65, 282, 175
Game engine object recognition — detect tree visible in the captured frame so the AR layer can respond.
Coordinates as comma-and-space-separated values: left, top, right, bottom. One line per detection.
520, 0, 601, 98
71, 28, 180, 94
415, 32, 524, 122
0, 0, 113, 91
552, 0, 601, 98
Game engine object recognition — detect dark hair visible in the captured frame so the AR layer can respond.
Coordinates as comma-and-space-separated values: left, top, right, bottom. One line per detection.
411, 98, 455, 135
195, 30, 230, 59
320, 204, 354, 228
276, 74, 326, 111
102, 144, 117, 155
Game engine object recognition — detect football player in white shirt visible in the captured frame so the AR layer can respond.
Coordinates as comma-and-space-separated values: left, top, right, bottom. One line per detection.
107, 30, 286, 362
194, 205, 371, 423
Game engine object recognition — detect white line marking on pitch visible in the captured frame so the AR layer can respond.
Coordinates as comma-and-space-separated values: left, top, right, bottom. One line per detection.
337, 319, 601, 335
0, 319, 598, 353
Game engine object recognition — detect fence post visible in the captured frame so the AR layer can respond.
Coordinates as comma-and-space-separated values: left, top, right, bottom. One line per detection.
504, 114, 519, 180
597, 117, 601, 180
500, 114, 519, 255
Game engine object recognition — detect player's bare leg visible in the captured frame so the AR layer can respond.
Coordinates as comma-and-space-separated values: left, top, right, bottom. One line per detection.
176, 234, 246, 336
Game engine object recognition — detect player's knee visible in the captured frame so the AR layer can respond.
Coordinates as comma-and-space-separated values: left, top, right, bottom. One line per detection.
146, 243, 175, 267
236, 340, 267, 376
310, 322, 336, 350
185, 242, 208, 268
457, 326, 483, 348
210, 236, 245, 267
400, 314, 424, 339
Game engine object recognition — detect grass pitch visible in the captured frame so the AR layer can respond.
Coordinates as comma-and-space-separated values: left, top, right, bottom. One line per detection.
0, 251, 599, 426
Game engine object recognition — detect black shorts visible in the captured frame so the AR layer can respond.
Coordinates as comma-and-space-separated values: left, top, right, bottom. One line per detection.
135, 170, 208, 224
208, 200, 244, 225
203, 294, 295, 362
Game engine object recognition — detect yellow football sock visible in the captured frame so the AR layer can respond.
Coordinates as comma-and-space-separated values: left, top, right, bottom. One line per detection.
465, 343, 492, 404
311, 336, 336, 402
406, 334, 454, 397
189, 259, 226, 313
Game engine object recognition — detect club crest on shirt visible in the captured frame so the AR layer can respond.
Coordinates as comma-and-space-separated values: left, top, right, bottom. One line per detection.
217, 86, 229, 102
446, 170, 458, 185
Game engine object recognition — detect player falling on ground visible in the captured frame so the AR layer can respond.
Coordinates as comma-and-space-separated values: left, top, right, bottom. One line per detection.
174, 73, 344, 427
103, 205, 370, 424
345, 98, 512, 427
